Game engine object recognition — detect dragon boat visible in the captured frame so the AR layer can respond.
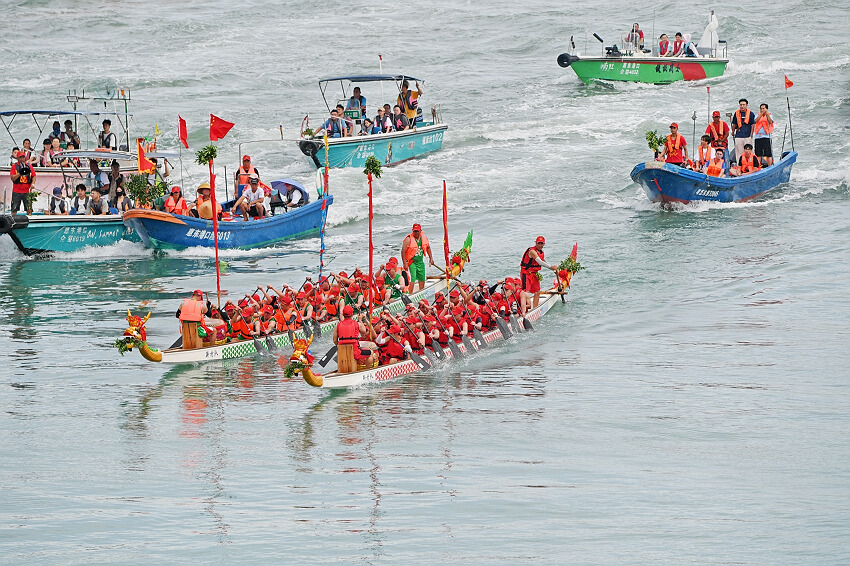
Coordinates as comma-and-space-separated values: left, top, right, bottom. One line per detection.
116, 231, 475, 364
288, 245, 581, 390
631, 151, 797, 204
557, 13, 727, 85
297, 74, 447, 169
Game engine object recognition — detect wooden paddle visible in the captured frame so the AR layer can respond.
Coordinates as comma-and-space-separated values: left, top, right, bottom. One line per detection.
447, 280, 488, 349
399, 317, 434, 363
446, 301, 477, 353
476, 283, 512, 339
429, 305, 463, 359
413, 311, 445, 360
386, 333, 430, 370
318, 345, 337, 368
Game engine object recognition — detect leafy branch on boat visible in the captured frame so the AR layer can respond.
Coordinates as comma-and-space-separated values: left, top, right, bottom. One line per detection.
558, 257, 585, 273
195, 144, 218, 165
283, 360, 306, 380
126, 174, 167, 207
363, 155, 382, 179
113, 336, 140, 356
645, 130, 664, 153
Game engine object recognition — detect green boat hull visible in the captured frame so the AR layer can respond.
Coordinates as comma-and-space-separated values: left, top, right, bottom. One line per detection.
569, 57, 727, 85
3, 215, 138, 256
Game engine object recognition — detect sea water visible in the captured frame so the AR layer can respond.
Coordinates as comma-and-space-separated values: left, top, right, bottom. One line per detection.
1, 0, 849, 563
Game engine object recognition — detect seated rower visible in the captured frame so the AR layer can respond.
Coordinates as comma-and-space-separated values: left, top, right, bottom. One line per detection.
236, 177, 266, 220
164, 186, 190, 215
376, 324, 409, 365
730, 143, 761, 177
46, 187, 69, 215
88, 188, 111, 215
704, 148, 727, 177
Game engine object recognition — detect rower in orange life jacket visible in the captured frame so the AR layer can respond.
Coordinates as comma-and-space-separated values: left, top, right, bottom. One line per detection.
705, 149, 727, 177
165, 186, 189, 215
697, 135, 712, 169
236, 155, 259, 188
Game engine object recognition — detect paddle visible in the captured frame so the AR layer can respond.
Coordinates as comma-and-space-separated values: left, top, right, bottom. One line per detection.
497, 283, 523, 334
510, 287, 534, 331
399, 317, 433, 363
385, 333, 430, 370
473, 282, 512, 340
318, 345, 337, 368
446, 301, 477, 353
412, 310, 445, 360
448, 281, 487, 349
428, 305, 463, 359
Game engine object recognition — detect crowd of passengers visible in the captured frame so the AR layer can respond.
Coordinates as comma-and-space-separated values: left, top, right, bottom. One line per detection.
9, 118, 120, 169
312, 80, 425, 138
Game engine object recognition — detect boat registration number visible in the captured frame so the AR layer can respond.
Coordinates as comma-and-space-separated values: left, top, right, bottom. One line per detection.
695, 188, 719, 197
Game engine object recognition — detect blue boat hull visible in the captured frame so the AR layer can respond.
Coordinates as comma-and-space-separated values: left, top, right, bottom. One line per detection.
297, 124, 447, 168
122, 196, 333, 250
630, 151, 797, 204
1, 214, 138, 256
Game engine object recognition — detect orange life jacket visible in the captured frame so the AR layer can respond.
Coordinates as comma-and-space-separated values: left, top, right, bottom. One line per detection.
165, 195, 189, 215
337, 318, 360, 345
325, 297, 339, 316
666, 133, 682, 151
754, 113, 774, 136
740, 153, 760, 174
179, 298, 204, 322
698, 145, 711, 167
237, 165, 257, 187
706, 158, 724, 177
230, 318, 252, 340
734, 109, 751, 128
707, 121, 729, 148
520, 247, 544, 274
403, 232, 430, 265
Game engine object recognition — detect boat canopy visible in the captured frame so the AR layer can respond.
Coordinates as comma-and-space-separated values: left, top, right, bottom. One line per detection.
145, 151, 179, 159
61, 150, 137, 161
0, 110, 134, 117
318, 74, 421, 84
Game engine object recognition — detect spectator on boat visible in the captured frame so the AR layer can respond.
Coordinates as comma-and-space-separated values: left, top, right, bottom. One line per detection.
71, 184, 91, 215
391, 105, 409, 132
346, 86, 366, 118
374, 107, 392, 133
179, 290, 208, 350
106, 160, 124, 202
672, 33, 685, 56
754, 103, 775, 166
88, 187, 111, 215
111, 187, 133, 213
9, 146, 19, 166
48, 138, 69, 168
705, 110, 730, 164
60, 120, 80, 149
359, 118, 376, 136
39, 138, 52, 167
397, 80, 422, 123
335, 104, 354, 136
657, 123, 689, 167
731, 99, 757, 165
704, 148, 727, 177
192, 182, 222, 220
146, 157, 171, 186
730, 144, 761, 177
10, 150, 36, 214
236, 176, 266, 220
46, 186, 70, 215
48, 121, 62, 141
86, 159, 109, 193
235, 155, 259, 188
682, 34, 699, 57
626, 23, 644, 49
164, 186, 190, 215
98, 119, 117, 151
696, 135, 712, 170
315, 108, 347, 139
20, 139, 38, 166
658, 34, 672, 56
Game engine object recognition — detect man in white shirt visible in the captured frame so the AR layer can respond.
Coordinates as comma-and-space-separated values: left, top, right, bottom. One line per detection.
235, 176, 266, 220
86, 160, 109, 192
98, 119, 117, 150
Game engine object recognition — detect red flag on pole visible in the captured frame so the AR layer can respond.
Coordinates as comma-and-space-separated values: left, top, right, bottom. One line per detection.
209, 114, 235, 141
442, 180, 450, 288
368, 173, 374, 319
209, 160, 221, 308
136, 138, 155, 174
178, 115, 189, 149
784, 75, 794, 89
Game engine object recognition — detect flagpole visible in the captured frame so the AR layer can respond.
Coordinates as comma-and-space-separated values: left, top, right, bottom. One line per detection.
442, 180, 450, 291
379, 54, 385, 107
786, 90, 794, 152
368, 171, 374, 320
209, 159, 221, 310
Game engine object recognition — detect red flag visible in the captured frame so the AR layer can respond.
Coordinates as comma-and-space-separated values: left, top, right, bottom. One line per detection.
178, 115, 188, 149
209, 114, 235, 141
442, 180, 450, 287
136, 138, 155, 174
784, 75, 793, 89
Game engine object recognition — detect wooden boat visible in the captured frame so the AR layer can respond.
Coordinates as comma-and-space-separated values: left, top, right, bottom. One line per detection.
302, 289, 565, 389
123, 195, 333, 250
631, 151, 797, 204
297, 74, 447, 169
558, 13, 727, 85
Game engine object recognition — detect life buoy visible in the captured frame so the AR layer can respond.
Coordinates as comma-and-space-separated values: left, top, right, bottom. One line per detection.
0, 215, 14, 234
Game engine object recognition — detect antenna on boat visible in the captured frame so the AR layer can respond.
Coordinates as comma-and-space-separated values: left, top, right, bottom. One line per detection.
378, 54, 385, 106
651, 10, 655, 56
691, 110, 697, 152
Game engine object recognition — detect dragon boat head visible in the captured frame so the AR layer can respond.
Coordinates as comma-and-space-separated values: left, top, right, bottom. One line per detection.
123, 309, 152, 345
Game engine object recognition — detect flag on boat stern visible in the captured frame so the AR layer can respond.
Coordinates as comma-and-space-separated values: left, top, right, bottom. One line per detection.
137, 138, 155, 174
784, 75, 794, 89
209, 114, 235, 141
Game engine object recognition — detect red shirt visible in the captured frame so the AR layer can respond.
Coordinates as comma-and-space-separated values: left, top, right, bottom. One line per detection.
705, 121, 731, 148
664, 134, 687, 164
11, 162, 35, 194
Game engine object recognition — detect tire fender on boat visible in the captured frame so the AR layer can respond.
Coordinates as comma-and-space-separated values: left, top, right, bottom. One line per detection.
557, 53, 579, 68
0, 215, 13, 234
11, 214, 29, 229
298, 140, 323, 168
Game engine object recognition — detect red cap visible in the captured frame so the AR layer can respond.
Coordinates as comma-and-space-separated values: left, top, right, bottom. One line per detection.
712, 110, 721, 117
493, 293, 503, 301
387, 257, 398, 266
15, 150, 25, 159
449, 290, 459, 298
670, 122, 679, 128
412, 223, 422, 231
388, 325, 402, 334
536, 236, 545, 244
282, 294, 292, 304
224, 303, 236, 312
242, 307, 254, 317
304, 282, 313, 292
242, 155, 251, 161
419, 299, 429, 306
252, 294, 260, 302
193, 289, 203, 296
329, 287, 339, 296
171, 186, 181, 194
263, 305, 273, 315
338, 270, 348, 278
296, 292, 306, 300
342, 305, 354, 316
348, 283, 358, 294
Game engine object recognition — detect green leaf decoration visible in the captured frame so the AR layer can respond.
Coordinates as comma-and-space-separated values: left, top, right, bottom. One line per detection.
645, 130, 663, 152
363, 155, 382, 179
113, 337, 141, 356
126, 174, 167, 207
558, 257, 585, 273
195, 144, 218, 165
283, 360, 306, 380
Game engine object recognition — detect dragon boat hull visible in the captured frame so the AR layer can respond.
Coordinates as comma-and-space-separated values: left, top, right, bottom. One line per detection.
297, 124, 447, 169
122, 196, 333, 250
631, 151, 797, 204
315, 290, 562, 389
0, 214, 139, 256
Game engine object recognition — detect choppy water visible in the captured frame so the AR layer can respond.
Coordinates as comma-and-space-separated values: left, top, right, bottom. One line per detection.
1, 0, 849, 563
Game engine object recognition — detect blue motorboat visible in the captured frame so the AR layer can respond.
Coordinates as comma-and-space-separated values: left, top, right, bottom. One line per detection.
630, 151, 797, 204
297, 74, 447, 169
122, 194, 333, 251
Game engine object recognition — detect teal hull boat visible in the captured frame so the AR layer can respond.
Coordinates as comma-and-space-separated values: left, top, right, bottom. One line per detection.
0, 214, 138, 256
